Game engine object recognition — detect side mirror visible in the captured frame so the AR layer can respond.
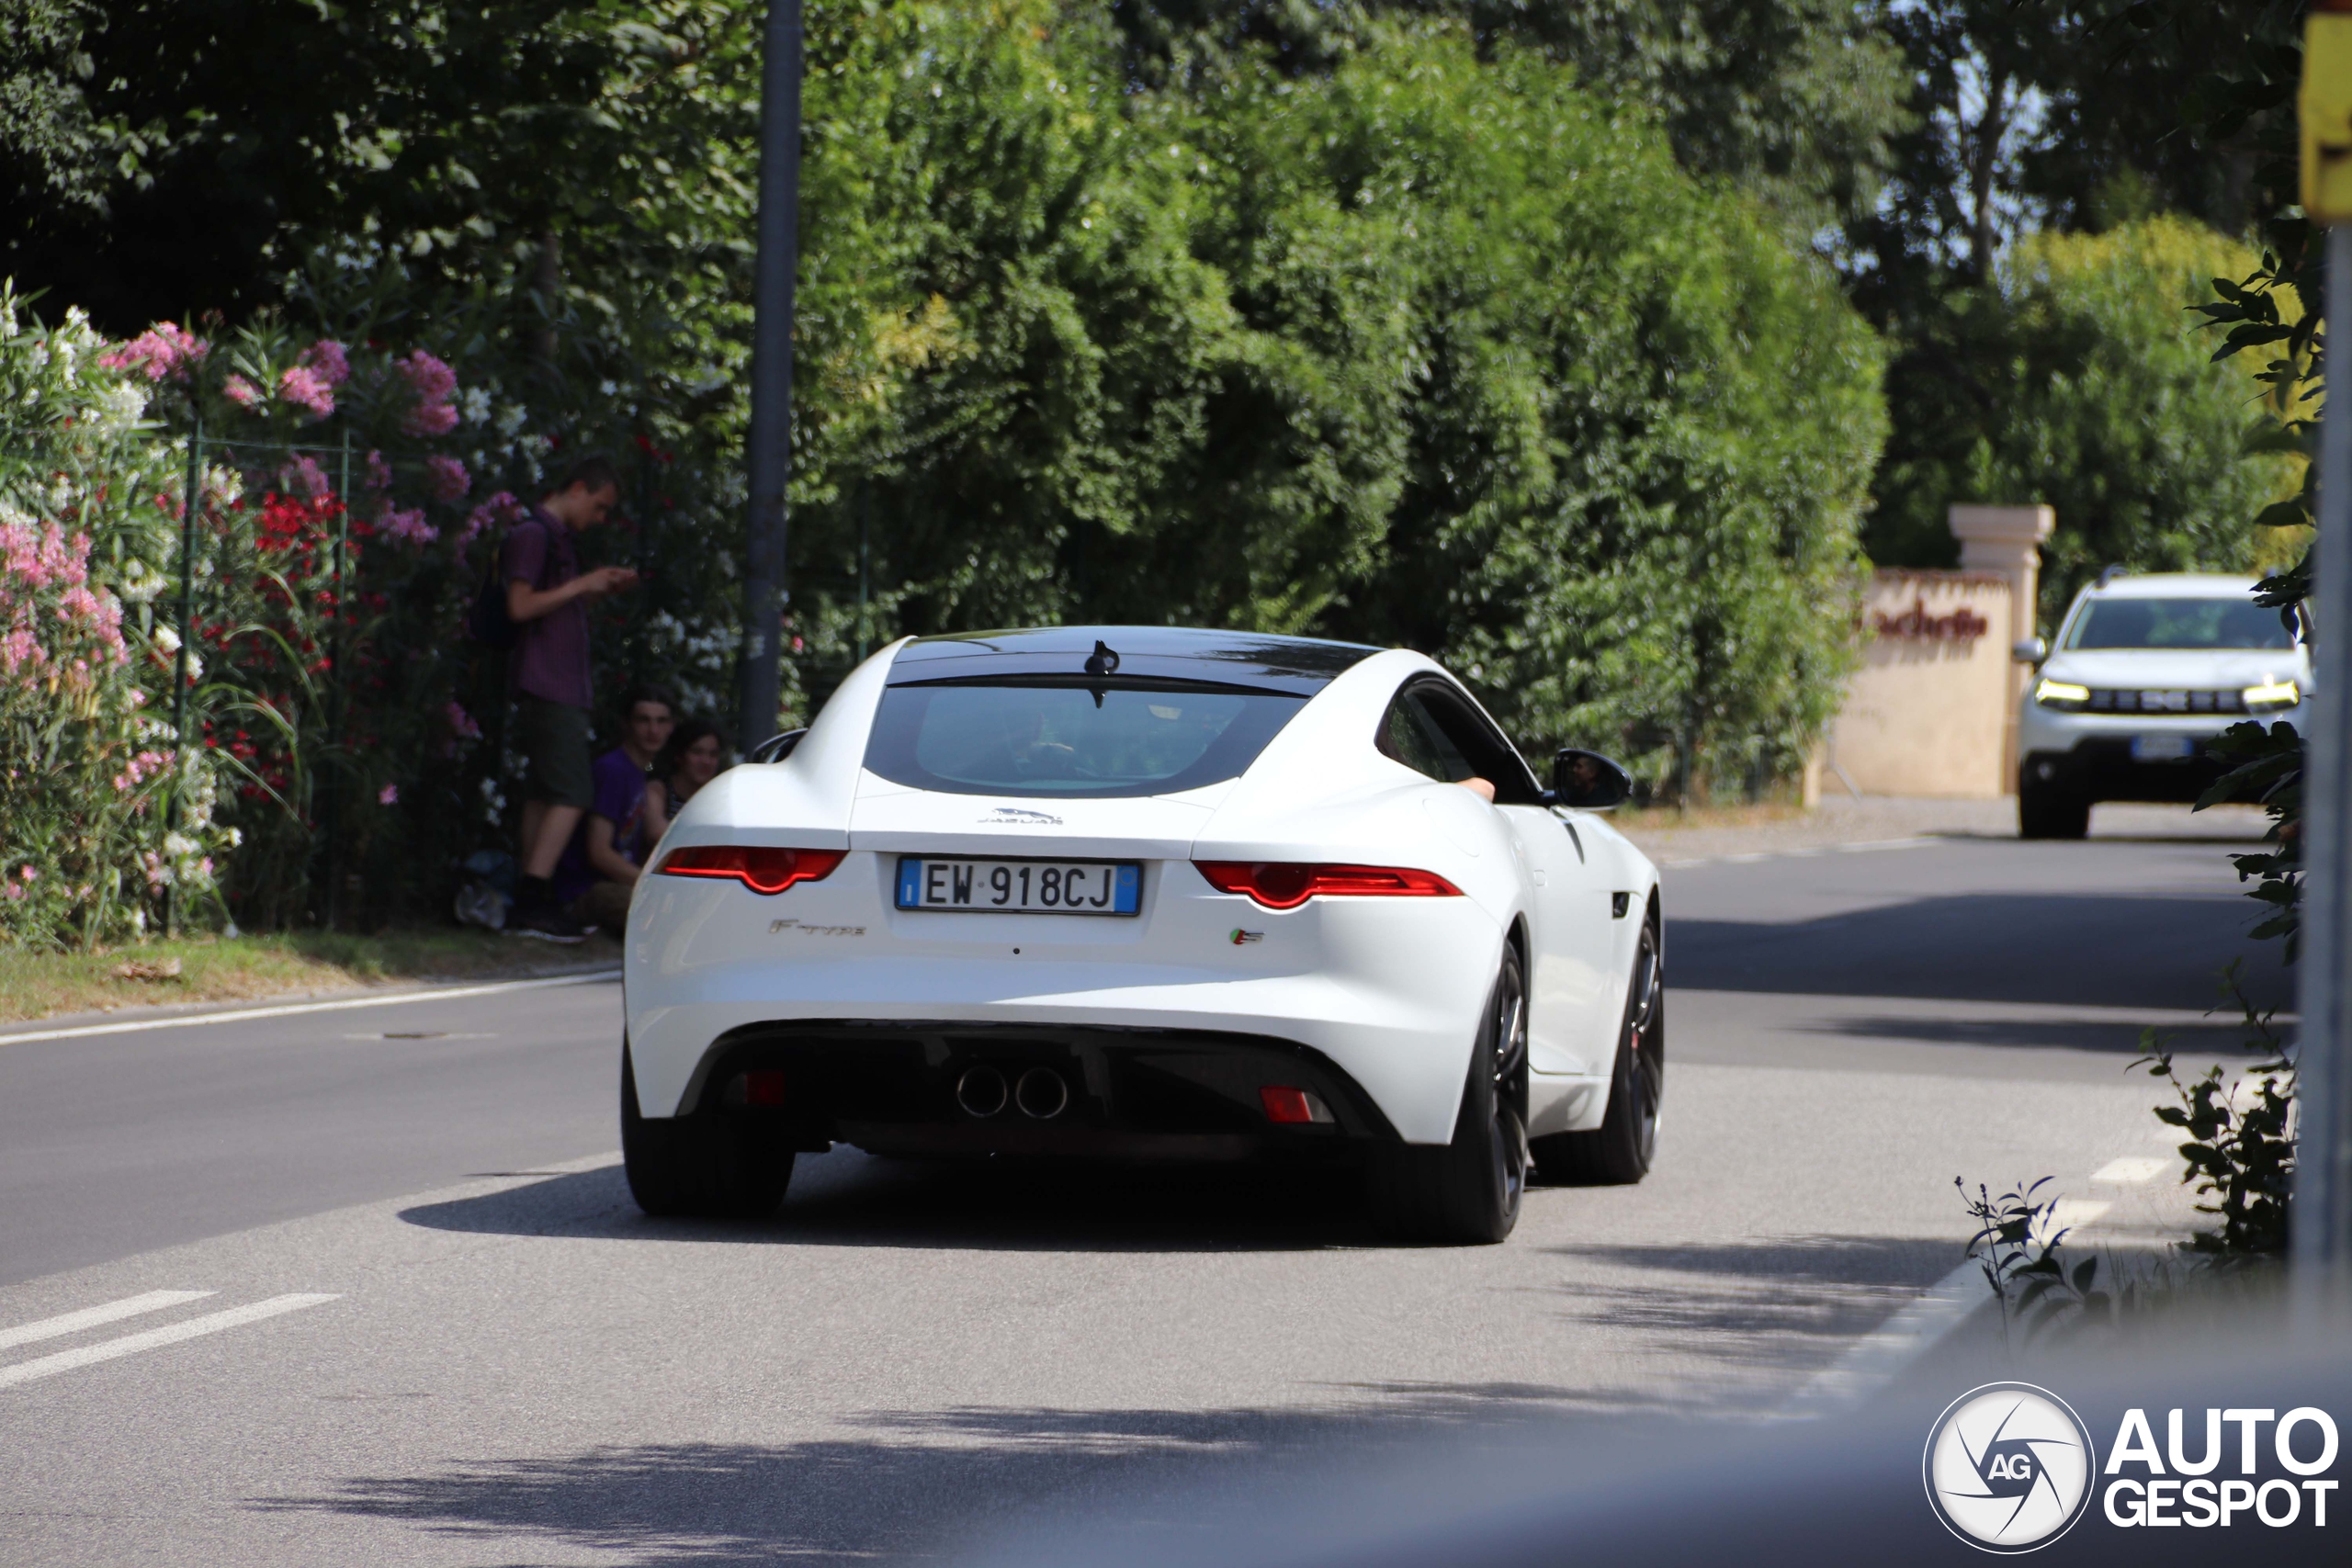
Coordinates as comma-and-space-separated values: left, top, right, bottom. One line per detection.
748, 728, 808, 764
2011, 637, 2047, 665
1550, 748, 1633, 810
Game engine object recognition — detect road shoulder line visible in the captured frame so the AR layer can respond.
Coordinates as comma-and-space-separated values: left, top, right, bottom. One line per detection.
0, 969, 623, 1046
1776, 1259, 1992, 1418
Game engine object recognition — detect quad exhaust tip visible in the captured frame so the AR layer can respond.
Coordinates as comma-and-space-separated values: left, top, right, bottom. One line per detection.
1015, 1066, 1069, 1121
956, 1065, 1009, 1119
956, 1064, 1070, 1120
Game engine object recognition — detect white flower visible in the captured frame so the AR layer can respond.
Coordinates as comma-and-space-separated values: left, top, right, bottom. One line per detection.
495, 403, 528, 436
151, 622, 181, 654
221, 827, 243, 848
460, 387, 492, 424
163, 831, 198, 857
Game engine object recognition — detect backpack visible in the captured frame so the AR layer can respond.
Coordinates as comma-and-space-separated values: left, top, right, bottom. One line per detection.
465, 513, 557, 649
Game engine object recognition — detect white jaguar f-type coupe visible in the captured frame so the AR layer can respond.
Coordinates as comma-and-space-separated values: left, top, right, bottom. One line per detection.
620, 626, 1663, 1243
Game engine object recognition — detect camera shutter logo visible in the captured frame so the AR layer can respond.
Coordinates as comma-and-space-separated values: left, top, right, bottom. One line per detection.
1924, 1382, 2098, 1551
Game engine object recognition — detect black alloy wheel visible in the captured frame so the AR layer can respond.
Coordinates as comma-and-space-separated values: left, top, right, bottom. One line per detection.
1366, 946, 1529, 1244
620, 1042, 795, 1219
1534, 912, 1663, 1185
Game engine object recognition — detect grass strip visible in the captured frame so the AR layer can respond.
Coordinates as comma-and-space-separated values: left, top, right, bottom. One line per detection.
0, 929, 620, 1026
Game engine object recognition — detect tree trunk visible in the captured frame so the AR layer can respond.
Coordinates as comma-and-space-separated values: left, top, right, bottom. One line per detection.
1968, 71, 2009, 284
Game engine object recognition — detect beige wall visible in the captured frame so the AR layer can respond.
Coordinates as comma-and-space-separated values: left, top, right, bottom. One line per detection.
1827, 570, 2015, 799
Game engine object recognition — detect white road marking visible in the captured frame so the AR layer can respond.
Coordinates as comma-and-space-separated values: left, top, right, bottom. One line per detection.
1779, 1259, 1991, 1417
0, 1291, 215, 1352
2039, 1200, 2112, 1242
0, 970, 618, 1047
1657, 836, 1940, 871
2092, 1156, 2169, 1184
0, 1294, 338, 1390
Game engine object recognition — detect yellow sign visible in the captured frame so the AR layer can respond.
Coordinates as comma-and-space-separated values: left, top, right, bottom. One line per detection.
2307, 14, 2352, 222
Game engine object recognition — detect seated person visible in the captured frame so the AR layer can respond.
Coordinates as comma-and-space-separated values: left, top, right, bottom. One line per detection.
551, 683, 673, 932
640, 718, 729, 857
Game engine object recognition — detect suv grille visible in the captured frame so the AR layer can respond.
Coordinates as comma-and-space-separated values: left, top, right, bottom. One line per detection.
2080, 688, 2246, 715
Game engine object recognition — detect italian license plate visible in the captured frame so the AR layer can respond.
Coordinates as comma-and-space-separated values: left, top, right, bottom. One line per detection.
2131, 734, 2195, 761
895, 857, 1142, 916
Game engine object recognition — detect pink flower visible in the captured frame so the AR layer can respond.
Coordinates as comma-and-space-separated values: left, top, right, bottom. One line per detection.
401, 400, 458, 437
395, 350, 458, 403
1, 620, 40, 673
97, 322, 209, 382
379, 507, 438, 545
395, 350, 459, 436
278, 365, 335, 419
18, 865, 36, 882
460, 490, 522, 546
3, 884, 19, 902
278, 456, 331, 498
299, 339, 351, 387
424, 455, 470, 504
445, 700, 482, 739
364, 450, 392, 490
224, 375, 262, 407
379, 784, 400, 807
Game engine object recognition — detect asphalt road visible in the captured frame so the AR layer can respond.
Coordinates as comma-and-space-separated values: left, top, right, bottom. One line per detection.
0, 813, 2278, 1565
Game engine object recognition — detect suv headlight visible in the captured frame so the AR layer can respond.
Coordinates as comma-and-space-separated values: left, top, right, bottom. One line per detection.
2034, 678, 2090, 710
2244, 680, 2300, 712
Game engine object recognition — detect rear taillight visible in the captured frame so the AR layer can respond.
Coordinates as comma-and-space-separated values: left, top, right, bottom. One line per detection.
1193, 861, 1462, 910
655, 844, 844, 895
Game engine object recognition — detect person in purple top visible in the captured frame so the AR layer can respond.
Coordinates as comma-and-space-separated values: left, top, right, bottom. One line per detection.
552, 683, 673, 931
503, 455, 639, 941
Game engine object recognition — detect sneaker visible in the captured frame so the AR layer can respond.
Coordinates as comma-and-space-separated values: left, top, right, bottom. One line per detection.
505, 901, 590, 943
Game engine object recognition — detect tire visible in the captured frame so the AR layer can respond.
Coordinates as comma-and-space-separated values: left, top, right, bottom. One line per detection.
620, 1043, 795, 1219
1366, 947, 1529, 1244
1533, 912, 1663, 1186
2018, 780, 2090, 840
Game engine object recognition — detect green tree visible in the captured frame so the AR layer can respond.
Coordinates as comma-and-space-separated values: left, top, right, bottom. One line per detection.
1870, 217, 2296, 628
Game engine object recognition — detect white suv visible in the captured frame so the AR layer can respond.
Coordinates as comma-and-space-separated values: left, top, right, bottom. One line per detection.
2015, 571, 2308, 840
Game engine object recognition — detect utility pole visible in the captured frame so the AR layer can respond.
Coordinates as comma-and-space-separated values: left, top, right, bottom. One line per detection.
2295, 4, 2352, 1315
737, 0, 804, 751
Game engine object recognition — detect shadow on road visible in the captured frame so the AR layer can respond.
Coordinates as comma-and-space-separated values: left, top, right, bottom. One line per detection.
1542, 1235, 1958, 1363
401, 1155, 1381, 1255
242, 1384, 1666, 1565
1672, 890, 2289, 1012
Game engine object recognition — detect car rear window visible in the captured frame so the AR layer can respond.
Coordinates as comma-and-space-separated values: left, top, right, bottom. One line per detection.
865, 682, 1307, 798
2064, 598, 2293, 651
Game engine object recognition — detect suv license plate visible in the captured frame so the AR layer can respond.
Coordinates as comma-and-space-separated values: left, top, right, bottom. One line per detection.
2131, 735, 2195, 761
895, 858, 1142, 916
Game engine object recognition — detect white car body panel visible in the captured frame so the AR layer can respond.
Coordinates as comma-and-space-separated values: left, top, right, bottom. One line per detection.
625, 632, 1659, 1150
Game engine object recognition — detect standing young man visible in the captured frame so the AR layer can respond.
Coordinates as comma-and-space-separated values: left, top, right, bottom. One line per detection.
505, 455, 638, 940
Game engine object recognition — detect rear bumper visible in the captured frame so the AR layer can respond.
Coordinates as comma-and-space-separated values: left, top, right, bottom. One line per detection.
663, 1020, 1400, 1162
623, 856, 1507, 1143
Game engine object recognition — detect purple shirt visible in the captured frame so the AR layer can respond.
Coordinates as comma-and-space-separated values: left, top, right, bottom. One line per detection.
504, 508, 593, 708
553, 748, 651, 902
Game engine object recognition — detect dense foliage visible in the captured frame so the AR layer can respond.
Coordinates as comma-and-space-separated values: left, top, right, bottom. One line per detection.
0, 0, 1899, 943
1870, 217, 2301, 626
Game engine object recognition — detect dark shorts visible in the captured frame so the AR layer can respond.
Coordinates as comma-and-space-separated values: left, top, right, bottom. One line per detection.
516, 694, 594, 808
